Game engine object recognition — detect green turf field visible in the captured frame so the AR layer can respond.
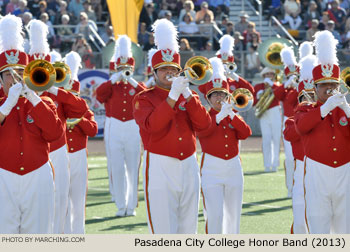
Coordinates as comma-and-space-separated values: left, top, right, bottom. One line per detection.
86, 152, 292, 234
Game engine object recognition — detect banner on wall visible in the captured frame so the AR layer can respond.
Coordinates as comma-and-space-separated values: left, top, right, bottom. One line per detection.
78, 69, 109, 138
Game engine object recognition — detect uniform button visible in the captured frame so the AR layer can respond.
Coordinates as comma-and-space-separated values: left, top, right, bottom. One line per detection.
69, 130, 72, 133
123, 109, 126, 112
223, 126, 226, 129
20, 152, 23, 156
225, 154, 228, 157
122, 117, 125, 120
180, 152, 184, 156
331, 124, 334, 127
16, 106, 20, 110
225, 144, 228, 148
70, 148, 74, 151
20, 137, 23, 141
20, 167, 24, 171
123, 101, 127, 104
178, 137, 182, 141
18, 122, 22, 126
225, 135, 228, 138
334, 161, 337, 165
333, 136, 336, 139
124, 86, 127, 89
69, 138, 72, 141
124, 94, 126, 96
333, 148, 337, 151
329, 112, 332, 115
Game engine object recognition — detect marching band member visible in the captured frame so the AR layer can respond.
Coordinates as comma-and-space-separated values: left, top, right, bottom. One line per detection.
294, 31, 350, 233
298, 41, 313, 60
277, 46, 299, 197
216, 34, 254, 95
145, 48, 157, 88
133, 19, 211, 233
96, 35, 146, 217
283, 54, 317, 234
253, 67, 283, 172
0, 14, 63, 233
64, 52, 98, 234
28, 20, 89, 233
198, 58, 252, 234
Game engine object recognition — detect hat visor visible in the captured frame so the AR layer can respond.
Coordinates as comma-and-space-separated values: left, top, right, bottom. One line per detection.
153, 62, 182, 71
0, 65, 25, 73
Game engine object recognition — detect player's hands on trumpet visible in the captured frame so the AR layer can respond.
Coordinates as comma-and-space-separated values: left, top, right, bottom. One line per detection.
110, 72, 123, 84
0, 83, 22, 116
216, 101, 235, 124
21, 84, 41, 107
168, 76, 189, 101
264, 77, 274, 87
284, 75, 297, 88
339, 95, 350, 118
320, 92, 346, 118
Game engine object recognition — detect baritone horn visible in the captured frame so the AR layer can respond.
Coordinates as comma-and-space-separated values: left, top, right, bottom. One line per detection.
228, 88, 253, 112
52, 62, 71, 87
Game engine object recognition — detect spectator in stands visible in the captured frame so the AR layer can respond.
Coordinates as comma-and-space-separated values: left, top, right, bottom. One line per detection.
22, 11, 32, 27
194, 0, 207, 11
234, 31, 244, 52
138, 22, 150, 49
164, 0, 180, 17
100, 24, 114, 45
316, 0, 328, 12
158, 2, 170, 19
326, 20, 342, 46
199, 13, 216, 50
195, 1, 214, 24
37, 1, 48, 19
306, 19, 320, 41
163, 10, 174, 23
243, 22, 261, 47
47, 0, 60, 22
12, 0, 29, 17
75, 11, 98, 42
267, 0, 282, 19
205, 41, 212, 51
6, 0, 19, 14
218, 14, 228, 29
208, 0, 230, 16
27, 0, 40, 18
91, 0, 102, 22
247, 32, 261, 51
178, 0, 196, 23
72, 34, 95, 69
340, 0, 350, 13
57, 14, 74, 53
40, 12, 56, 47
179, 38, 195, 69
282, 0, 302, 30
54, 1, 75, 25
69, 0, 84, 18
139, 2, 158, 32
245, 45, 261, 79
142, 33, 156, 51
300, 0, 310, 17
83, 0, 96, 22
235, 11, 249, 35
328, 0, 347, 32
179, 13, 200, 50
303, 1, 321, 29
222, 20, 234, 36
318, 11, 330, 30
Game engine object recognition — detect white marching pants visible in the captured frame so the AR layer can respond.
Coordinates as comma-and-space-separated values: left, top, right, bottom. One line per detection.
201, 154, 243, 234
305, 158, 350, 234
292, 159, 307, 234
65, 149, 88, 234
104, 117, 114, 201
0, 162, 54, 234
50, 145, 70, 234
109, 118, 141, 211
283, 116, 295, 194
144, 152, 200, 234
259, 106, 282, 169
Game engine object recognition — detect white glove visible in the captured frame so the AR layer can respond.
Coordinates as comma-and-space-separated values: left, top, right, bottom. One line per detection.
47, 86, 58, 96
229, 71, 239, 82
339, 95, 350, 118
284, 75, 296, 88
0, 83, 22, 116
126, 76, 139, 88
216, 102, 232, 124
110, 72, 123, 84
22, 85, 41, 107
320, 93, 345, 118
168, 76, 189, 101
145, 76, 155, 88
182, 87, 192, 99
264, 77, 274, 86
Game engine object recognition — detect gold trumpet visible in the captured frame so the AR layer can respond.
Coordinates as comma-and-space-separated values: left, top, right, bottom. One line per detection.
340, 67, 350, 91
52, 62, 71, 88
229, 88, 253, 112
167, 56, 213, 85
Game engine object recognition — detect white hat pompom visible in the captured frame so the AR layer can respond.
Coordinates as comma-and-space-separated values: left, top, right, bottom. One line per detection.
28, 19, 50, 55
218, 34, 234, 56
299, 54, 317, 81
147, 48, 157, 67
209, 57, 226, 82
280, 46, 297, 67
64, 51, 82, 81
117, 35, 132, 58
50, 50, 62, 63
314, 30, 338, 65
0, 14, 24, 51
110, 42, 119, 62
299, 41, 313, 60
152, 19, 179, 52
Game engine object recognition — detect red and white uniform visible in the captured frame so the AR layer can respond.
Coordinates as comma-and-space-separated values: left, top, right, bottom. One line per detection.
0, 96, 63, 233
198, 109, 251, 234
42, 88, 88, 234
295, 102, 350, 233
253, 82, 282, 171
133, 86, 211, 233
275, 85, 299, 195
65, 109, 97, 234
227, 76, 254, 95
96, 79, 145, 213
283, 116, 307, 234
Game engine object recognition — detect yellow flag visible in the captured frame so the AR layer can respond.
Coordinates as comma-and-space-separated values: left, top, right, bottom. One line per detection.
107, 0, 144, 44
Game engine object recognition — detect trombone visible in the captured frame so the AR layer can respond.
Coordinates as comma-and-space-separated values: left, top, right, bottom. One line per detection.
225, 88, 253, 113
52, 62, 71, 88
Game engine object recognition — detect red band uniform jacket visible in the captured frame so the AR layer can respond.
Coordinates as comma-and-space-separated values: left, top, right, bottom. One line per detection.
66, 109, 98, 153
274, 85, 298, 117
197, 109, 252, 160
133, 86, 212, 160
283, 116, 304, 161
0, 96, 63, 175
227, 76, 255, 95
294, 101, 350, 168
